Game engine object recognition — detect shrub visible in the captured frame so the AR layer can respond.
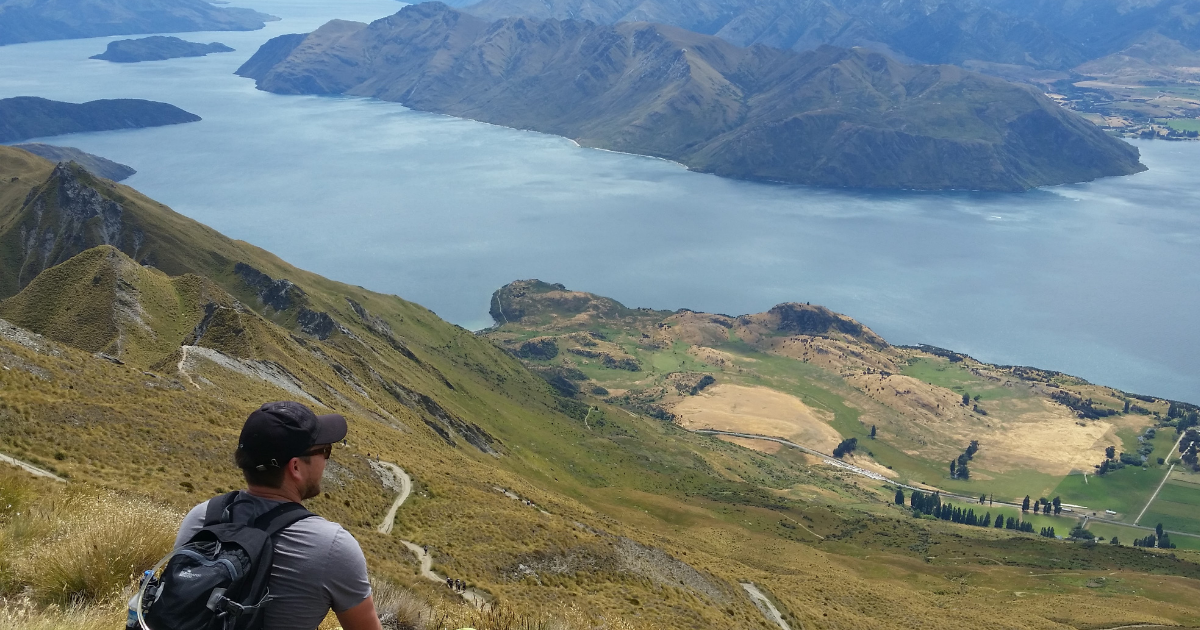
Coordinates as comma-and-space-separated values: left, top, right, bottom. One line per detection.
372, 577, 433, 630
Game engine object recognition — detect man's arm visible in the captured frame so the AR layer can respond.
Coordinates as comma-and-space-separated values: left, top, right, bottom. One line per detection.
335, 595, 382, 630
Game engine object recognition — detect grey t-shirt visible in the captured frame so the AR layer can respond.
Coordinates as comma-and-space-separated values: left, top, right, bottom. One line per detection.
176, 492, 371, 630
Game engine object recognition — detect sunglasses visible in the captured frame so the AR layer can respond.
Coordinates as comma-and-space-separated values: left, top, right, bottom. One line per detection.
304, 444, 333, 460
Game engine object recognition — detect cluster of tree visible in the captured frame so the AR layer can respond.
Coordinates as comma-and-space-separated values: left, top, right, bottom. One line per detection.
1022, 495, 1062, 515
1097, 444, 1136, 475
1133, 524, 1177, 549
907, 490, 994, 527
949, 440, 979, 480
1039, 526, 1057, 538
997, 516, 1036, 533
1051, 390, 1117, 419
1180, 429, 1200, 472
832, 437, 858, 459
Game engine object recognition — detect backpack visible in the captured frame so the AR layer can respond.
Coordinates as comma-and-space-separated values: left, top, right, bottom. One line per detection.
135, 492, 314, 630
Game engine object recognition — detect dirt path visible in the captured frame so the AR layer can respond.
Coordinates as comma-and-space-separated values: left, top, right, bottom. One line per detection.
374, 461, 490, 610
374, 461, 412, 535
741, 582, 793, 630
1134, 432, 1186, 525
0, 452, 65, 482
177, 345, 199, 389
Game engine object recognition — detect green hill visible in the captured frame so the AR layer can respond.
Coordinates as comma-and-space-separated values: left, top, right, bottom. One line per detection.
237, 2, 1145, 192
2, 146, 1200, 629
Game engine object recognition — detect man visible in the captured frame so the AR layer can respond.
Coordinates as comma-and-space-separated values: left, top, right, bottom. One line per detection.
175, 401, 383, 630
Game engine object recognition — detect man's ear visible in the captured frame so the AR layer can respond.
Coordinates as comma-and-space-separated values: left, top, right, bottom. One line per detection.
284, 457, 304, 483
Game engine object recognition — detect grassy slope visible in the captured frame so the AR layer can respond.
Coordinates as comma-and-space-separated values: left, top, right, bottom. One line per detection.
1, 152, 1199, 628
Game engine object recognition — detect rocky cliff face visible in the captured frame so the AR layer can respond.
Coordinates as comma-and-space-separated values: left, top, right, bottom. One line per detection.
239, 3, 1145, 191
13, 163, 144, 291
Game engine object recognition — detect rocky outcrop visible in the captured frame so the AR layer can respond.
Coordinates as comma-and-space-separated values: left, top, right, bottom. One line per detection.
12, 163, 144, 290
380, 379, 499, 454
239, 3, 1145, 191
742, 302, 889, 348
297, 308, 336, 340
234, 262, 300, 312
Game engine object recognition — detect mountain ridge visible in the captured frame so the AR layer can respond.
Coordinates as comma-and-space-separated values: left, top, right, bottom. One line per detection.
0, 0, 276, 46
238, 2, 1145, 192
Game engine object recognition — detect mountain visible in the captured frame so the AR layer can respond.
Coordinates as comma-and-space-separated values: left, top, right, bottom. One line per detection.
462, 0, 1200, 71
12, 143, 135, 180
0, 0, 276, 46
90, 35, 233, 62
3, 145, 1200, 629
0, 97, 200, 143
237, 3, 1144, 192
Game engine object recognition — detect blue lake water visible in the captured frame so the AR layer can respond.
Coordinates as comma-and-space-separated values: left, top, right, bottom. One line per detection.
1, 0, 1198, 403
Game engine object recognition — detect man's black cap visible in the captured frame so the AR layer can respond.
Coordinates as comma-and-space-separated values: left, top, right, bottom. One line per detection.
237, 401, 347, 469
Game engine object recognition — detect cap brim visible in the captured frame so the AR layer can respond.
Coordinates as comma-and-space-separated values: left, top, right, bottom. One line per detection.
314, 413, 348, 444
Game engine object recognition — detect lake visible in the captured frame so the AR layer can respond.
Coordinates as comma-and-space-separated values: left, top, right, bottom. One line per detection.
1, 0, 1198, 404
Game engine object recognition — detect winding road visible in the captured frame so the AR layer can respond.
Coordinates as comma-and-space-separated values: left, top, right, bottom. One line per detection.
374, 460, 490, 610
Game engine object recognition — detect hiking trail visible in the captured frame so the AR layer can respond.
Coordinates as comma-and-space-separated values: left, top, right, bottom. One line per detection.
742, 582, 793, 630
0, 452, 66, 482
374, 460, 490, 610
177, 345, 199, 389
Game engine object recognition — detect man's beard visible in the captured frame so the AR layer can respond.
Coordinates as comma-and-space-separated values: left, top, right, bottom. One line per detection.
301, 476, 321, 500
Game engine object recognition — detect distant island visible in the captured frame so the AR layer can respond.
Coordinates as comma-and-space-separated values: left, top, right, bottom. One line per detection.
11, 144, 136, 181
0, 97, 200, 143
90, 36, 233, 63
0, 0, 276, 46
238, 2, 1145, 192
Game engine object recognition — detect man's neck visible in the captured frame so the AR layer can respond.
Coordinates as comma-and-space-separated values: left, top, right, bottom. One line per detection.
245, 485, 303, 503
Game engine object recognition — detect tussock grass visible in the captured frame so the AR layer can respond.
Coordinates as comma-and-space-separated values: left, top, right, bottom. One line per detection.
0, 596, 122, 630
0, 470, 178, 605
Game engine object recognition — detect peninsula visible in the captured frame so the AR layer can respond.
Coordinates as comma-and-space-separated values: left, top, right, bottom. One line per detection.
238, 2, 1145, 191
0, 97, 200, 143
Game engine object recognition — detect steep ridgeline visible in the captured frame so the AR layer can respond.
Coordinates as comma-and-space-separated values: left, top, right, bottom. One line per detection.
0, 97, 200, 143
463, 0, 1200, 71
90, 35, 233, 62
238, 3, 1143, 191
0, 0, 276, 46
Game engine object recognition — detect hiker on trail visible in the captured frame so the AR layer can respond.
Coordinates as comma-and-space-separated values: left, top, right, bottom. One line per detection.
446, 577, 453, 589
173, 401, 383, 630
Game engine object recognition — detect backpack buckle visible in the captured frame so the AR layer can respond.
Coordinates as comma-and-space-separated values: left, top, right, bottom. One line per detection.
206, 588, 275, 617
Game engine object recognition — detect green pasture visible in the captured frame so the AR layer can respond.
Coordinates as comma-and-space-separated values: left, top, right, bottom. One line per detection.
1161, 118, 1200, 132
1139, 480, 1200, 535
900, 358, 1026, 401
1084, 521, 1200, 551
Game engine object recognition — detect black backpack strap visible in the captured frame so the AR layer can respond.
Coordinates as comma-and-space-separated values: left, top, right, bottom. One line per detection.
252, 502, 314, 537
204, 491, 241, 525
235, 503, 314, 630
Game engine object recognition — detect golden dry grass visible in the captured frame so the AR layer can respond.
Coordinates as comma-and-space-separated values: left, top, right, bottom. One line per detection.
671, 383, 841, 452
